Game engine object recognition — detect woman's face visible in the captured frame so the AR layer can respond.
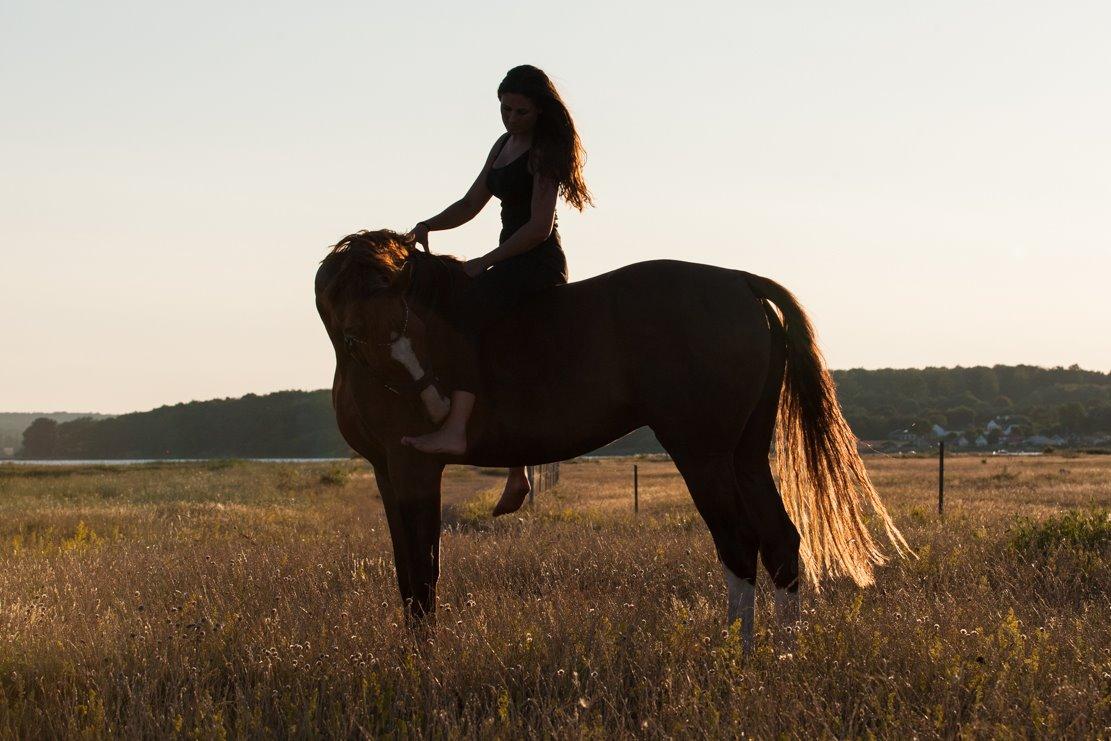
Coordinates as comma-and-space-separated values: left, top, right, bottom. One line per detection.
500, 93, 539, 135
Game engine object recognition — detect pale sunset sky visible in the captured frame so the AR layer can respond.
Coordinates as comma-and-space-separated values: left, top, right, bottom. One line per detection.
2, 1, 1109, 414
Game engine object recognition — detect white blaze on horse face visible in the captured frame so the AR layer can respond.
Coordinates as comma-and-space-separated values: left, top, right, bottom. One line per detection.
722, 563, 755, 653
389, 337, 450, 423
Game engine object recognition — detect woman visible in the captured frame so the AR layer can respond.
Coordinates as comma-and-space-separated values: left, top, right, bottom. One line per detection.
401, 64, 593, 515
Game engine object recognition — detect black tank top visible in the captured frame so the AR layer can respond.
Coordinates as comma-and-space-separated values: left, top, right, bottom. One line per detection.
485, 135, 561, 247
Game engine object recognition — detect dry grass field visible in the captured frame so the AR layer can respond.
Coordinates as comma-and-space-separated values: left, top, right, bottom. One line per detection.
0, 454, 1108, 738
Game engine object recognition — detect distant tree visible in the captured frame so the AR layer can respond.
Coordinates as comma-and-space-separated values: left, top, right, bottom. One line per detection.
945, 406, 977, 428
923, 410, 948, 427
1089, 404, 1111, 433
1057, 402, 1087, 433
966, 367, 1000, 401
21, 418, 58, 458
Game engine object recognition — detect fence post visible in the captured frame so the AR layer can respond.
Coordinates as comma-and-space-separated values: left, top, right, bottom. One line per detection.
634, 463, 639, 515
938, 440, 945, 517
528, 465, 535, 507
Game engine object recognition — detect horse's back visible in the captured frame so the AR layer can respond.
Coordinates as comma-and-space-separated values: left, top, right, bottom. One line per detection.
554, 259, 769, 359
481, 259, 772, 452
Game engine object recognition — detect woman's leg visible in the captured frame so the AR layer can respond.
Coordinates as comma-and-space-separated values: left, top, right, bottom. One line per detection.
490, 250, 565, 514
402, 247, 566, 473
398, 272, 489, 455
400, 390, 473, 455
494, 466, 531, 516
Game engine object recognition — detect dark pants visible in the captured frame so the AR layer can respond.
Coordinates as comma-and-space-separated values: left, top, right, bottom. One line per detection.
444, 239, 567, 393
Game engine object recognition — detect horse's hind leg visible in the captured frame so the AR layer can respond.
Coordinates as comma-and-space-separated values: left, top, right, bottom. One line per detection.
734, 324, 801, 632
735, 457, 801, 633
665, 449, 760, 652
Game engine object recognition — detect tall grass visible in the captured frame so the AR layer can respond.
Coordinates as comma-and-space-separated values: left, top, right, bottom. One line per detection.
0, 456, 1107, 737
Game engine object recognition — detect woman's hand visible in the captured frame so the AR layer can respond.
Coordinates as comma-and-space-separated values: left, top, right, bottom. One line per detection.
407, 222, 430, 251
463, 257, 489, 278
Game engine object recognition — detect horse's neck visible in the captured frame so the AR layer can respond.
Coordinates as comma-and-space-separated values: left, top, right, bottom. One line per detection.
407, 255, 467, 310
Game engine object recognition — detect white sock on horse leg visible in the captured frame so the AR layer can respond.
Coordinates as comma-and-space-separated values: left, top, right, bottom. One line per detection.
774, 587, 800, 621
722, 563, 755, 653
774, 586, 800, 651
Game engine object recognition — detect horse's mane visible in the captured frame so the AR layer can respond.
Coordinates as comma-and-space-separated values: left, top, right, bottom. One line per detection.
318, 229, 465, 307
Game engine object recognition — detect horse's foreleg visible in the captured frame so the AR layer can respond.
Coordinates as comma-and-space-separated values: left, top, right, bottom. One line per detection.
383, 447, 445, 621
368, 461, 412, 606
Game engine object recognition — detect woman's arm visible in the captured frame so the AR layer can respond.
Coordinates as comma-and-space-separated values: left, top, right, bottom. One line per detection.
474, 172, 557, 267
418, 136, 504, 232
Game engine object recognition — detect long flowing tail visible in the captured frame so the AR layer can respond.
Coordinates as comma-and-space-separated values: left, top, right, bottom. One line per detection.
745, 272, 911, 588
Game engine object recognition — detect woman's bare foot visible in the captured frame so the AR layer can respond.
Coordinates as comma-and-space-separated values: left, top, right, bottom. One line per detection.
492, 467, 531, 516
400, 427, 467, 455
401, 390, 474, 456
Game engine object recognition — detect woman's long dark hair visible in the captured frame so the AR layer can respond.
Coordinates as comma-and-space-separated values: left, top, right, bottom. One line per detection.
498, 65, 594, 211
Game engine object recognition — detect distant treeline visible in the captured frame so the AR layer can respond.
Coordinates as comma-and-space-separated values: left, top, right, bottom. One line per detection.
833, 364, 1111, 439
14, 365, 1111, 459
19, 392, 347, 459
0, 412, 110, 453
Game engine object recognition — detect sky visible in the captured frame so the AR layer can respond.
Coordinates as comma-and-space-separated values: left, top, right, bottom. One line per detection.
2, 1, 1109, 414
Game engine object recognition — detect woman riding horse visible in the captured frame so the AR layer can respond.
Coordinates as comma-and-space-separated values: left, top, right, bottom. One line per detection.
401, 65, 594, 515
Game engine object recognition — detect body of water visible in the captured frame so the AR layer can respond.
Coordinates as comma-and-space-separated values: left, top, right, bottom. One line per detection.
0, 458, 351, 466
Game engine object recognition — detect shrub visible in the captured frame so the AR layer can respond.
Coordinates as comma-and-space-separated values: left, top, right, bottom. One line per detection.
319, 467, 349, 486
1009, 510, 1111, 556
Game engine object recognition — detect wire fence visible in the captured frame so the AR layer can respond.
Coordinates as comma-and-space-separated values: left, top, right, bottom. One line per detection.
525, 463, 560, 495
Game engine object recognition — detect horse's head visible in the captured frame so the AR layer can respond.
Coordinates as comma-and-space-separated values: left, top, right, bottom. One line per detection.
316, 230, 430, 370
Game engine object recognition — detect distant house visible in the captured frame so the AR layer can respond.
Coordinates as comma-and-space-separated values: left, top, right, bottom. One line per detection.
931, 424, 948, 438
890, 429, 917, 442
985, 420, 1002, 433
956, 436, 970, 447
1, 446, 13, 457
975, 434, 989, 447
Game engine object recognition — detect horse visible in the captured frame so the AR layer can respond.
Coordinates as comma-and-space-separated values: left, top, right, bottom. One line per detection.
315, 229, 909, 651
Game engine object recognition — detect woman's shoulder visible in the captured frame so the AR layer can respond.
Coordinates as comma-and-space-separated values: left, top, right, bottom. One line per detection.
489, 132, 511, 156
482, 133, 511, 169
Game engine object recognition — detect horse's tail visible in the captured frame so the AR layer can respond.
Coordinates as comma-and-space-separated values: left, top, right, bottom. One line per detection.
744, 272, 911, 588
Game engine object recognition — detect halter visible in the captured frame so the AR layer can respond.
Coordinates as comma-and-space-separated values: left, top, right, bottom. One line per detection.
342, 298, 439, 397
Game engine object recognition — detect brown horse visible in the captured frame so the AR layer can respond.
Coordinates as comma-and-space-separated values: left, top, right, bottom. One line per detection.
315, 230, 909, 650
